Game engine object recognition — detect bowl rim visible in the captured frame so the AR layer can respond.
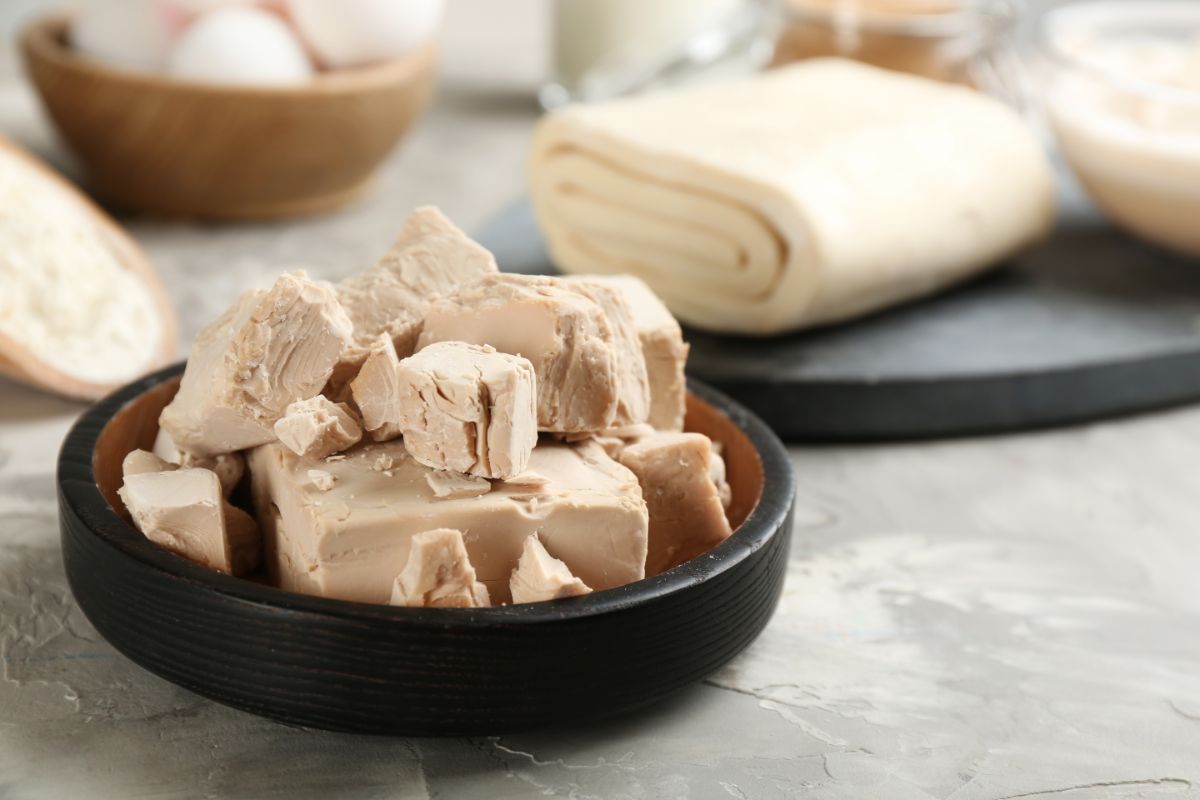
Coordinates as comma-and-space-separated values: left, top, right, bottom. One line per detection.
782, 0, 1017, 39
1038, 0, 1200, 105
21, 12, 437, 97
58, 362, 796, 628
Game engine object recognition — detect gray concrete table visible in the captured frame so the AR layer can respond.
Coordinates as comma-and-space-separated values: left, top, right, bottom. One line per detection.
3, 2, 1200, 797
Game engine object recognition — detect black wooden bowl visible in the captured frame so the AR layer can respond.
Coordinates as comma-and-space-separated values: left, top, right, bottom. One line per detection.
57, 363, 795, 735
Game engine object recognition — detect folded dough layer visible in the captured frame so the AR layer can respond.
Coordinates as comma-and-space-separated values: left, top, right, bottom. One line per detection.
530, 59, 1056, 336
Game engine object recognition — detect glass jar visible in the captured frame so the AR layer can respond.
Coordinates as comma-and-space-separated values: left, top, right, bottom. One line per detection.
772, 0, 1019, 94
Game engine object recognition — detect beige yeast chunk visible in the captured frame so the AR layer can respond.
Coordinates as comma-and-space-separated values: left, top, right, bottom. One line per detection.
335, 206, 498, 371
510, 534, 592, 604
419, 274, 649, 433
119, 467, 260, 576
389, 528, 491, 608
396, 341, 537, 479
566, 274, 688, 431
273, 396, 362, 459
349, 334, 404, 442
619, 432, 732, 575
159, 272, 352, 456
152, 428, 245, 496
122, 448, 173, 477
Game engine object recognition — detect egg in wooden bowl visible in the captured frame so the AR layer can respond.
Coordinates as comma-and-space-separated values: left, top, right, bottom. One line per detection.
21, 13, 437, 220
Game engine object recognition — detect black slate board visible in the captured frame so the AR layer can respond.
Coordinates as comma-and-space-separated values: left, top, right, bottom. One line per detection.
474, 188, 1200, 441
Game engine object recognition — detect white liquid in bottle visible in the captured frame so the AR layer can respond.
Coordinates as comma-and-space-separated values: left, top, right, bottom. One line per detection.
546, 0, 758, 106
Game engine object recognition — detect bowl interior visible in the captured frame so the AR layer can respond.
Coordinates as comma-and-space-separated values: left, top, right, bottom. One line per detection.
1041, 1, 1200, 103
92, 377, 766, 590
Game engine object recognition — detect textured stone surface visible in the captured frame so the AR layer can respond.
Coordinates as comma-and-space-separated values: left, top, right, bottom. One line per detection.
3, 0, 1200, 797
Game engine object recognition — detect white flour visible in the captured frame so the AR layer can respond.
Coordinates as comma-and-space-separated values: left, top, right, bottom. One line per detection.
0, 153, 161, 385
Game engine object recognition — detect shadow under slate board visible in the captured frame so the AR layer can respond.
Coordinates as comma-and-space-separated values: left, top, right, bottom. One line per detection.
473, 195, 1200, 441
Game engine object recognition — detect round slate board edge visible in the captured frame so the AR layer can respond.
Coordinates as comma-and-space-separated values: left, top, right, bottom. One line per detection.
709, 346, 1200, 441
474, 196, 1200, 442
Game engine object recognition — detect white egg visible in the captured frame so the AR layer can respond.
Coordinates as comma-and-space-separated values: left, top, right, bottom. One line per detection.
284, 0, 444, 69
71, 0, 183, 71
165, 7, 315, 86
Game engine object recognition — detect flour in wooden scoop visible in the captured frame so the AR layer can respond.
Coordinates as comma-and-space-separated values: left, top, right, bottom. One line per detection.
0, 152, 162, 386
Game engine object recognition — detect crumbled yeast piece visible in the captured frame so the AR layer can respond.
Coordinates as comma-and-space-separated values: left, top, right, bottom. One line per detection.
424, 470, 491, 499
153, 427, 245, 497
418, 273, 650, 433
307, 469, 336, 491
395, 341, 537, 479
565, 275, 689, 431
389, 529, 491, 608
349, 334, 404, 442
273, 396, 362, 459
158, 271, 352, 457
118, 460, 260, 576
619, 432, 733, 575
509, 534, 592, 604
328, 206, 499, 398
122, 448, 173, 477
502, 470, 551, 488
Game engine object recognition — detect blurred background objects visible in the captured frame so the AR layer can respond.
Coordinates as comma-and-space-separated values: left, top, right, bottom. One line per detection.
5, 2, 1200, 798
542, 0, 774, 106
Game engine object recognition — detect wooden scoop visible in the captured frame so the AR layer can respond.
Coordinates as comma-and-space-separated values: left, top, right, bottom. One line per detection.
0, 136, 177, 400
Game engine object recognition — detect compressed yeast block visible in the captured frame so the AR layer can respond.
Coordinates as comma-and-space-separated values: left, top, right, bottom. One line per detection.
273, 395, 362, 459
395, 341, 537, 479
510, 534, 592, 604
248, 437, 647, 604
389, 528, 490, 608
566, 274, 688, 431
118, 453, 261, 576
333, 206, 498, 388
418, 273, 650, 433
619, 432, 733, 575
159, 272, 352, 457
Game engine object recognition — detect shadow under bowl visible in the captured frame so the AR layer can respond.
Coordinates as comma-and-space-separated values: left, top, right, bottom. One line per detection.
21, 14, 437, 220
57, 363, 795, 735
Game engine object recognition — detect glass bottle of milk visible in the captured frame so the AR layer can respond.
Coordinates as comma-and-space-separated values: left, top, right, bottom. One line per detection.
542, 0, 776, 108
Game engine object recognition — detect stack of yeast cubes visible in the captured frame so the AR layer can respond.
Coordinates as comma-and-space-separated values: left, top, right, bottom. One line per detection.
118, 208, 733, 606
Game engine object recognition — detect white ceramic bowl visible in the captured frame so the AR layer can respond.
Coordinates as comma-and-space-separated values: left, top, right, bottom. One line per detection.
1040, 1, 1200, 257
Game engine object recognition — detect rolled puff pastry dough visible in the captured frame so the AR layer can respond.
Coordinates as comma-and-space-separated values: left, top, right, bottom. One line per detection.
529, 59, 1057, 336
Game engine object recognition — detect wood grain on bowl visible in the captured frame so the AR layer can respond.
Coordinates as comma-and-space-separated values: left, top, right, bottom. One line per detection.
59, 364, 795, 735
21, 15, 437, 220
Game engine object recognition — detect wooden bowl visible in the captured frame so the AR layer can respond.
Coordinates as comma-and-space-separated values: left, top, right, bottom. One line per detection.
21, 15, 437, 220
58, 364, 795, 735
